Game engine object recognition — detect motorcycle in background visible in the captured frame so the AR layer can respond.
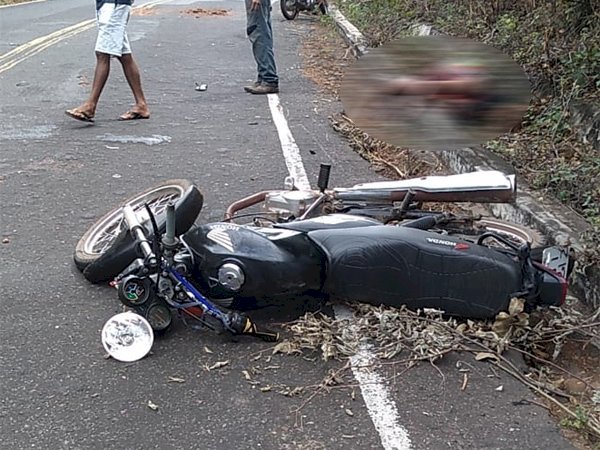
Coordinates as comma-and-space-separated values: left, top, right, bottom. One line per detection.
280, 0, 328, 20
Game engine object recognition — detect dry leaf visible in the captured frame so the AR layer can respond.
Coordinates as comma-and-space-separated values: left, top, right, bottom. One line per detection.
242, 370, 252, 381
456, 323, 468, 334
475, 352, 500, 362
272, 341, 301, 356
508, 298, 525, 316
204, 346, 214, 354
167, 376, 185, 383
207, 360, 230, 371
345, 408, 354, 417
260, 386, 272, 392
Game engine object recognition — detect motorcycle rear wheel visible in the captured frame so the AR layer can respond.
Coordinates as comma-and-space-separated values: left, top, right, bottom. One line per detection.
280, 0, 299, 20
74, 179, 203, 278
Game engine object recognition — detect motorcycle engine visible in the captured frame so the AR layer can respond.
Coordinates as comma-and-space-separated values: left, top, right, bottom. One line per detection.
263, 190, 320, 219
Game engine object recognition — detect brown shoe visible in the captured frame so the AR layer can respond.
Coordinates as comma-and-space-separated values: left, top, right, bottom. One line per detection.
244, 81, 262, 93
245, 83, 279, 95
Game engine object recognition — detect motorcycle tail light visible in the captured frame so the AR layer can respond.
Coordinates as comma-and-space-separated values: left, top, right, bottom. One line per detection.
533, 262, 568, 306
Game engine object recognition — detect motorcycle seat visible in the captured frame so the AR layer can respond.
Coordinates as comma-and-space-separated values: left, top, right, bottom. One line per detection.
308, 225, 522, 319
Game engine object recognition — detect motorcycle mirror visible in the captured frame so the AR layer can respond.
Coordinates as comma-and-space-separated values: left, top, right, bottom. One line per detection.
101, 312, 154, 362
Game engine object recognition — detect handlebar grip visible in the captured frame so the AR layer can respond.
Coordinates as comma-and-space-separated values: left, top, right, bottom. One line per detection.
164, 203, 176, 245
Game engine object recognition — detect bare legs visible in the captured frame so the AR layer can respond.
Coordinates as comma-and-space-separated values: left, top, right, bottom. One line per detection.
118, 53, 150, 119
66, 51, 149, 122
66, 52, 110, 121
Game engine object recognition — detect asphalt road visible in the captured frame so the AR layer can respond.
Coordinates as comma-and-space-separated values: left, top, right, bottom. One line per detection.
0, 1, 575, 449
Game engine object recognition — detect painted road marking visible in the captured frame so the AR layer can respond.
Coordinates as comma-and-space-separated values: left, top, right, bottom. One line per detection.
0, 0, 171, 75
266, 92, 412, 449
335, 304, 412, 450
267, 94, 311, 191
0, 0, 46, 9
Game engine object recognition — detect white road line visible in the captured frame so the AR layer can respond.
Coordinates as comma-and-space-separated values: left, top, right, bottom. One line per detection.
267, 94, 311, 191
0, 0, 46, 9
335, 304, 412, 450
266, 92, 412, 449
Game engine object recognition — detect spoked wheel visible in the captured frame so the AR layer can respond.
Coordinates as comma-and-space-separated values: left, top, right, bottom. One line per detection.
281, 0, 299, 20
74, 179, 203, 283
442, 218, 546, 249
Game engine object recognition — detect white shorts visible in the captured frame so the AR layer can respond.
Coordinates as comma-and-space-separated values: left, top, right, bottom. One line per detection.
95, 3, 132, 56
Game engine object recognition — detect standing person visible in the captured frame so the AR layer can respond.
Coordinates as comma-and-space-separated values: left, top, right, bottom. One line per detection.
66, 0, 150, 123
244, 0, 279, 94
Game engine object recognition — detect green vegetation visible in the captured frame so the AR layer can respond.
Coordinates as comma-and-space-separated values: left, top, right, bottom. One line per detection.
336, 0, 599, 226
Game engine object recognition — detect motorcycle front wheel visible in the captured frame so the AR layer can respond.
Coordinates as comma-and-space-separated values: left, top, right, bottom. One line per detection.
280, 0, 299, 20
74, 179, 203, 282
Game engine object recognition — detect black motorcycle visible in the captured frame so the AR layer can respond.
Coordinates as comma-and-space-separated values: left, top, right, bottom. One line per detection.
75, 167, 570, 345
280, 0, 328, 20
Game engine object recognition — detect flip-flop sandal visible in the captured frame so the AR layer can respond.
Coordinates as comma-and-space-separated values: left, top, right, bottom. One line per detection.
65, 109, 95, 123
118, 111, 150, 121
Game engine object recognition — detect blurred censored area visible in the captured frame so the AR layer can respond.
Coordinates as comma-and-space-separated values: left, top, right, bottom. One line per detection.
340, 36, 532, 152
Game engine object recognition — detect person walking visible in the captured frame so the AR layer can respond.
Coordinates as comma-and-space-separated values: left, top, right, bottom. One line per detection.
66, 0, 150, 123
244, 0, 279, 94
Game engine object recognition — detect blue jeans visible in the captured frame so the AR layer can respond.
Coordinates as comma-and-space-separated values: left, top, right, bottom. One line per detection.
245, 0, 278, 86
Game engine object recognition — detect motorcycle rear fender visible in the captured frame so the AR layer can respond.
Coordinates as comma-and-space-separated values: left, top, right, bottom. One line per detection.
308, 225, 524, 319
82, 185, 203, 284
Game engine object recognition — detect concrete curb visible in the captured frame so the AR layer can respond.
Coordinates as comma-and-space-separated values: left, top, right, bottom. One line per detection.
328, 7, 599, 310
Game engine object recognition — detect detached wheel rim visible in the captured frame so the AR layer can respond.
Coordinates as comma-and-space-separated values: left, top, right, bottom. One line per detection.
83, 185, 184, 256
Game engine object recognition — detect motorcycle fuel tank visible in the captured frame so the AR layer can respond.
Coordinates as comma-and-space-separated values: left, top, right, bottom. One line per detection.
181, 223, 324, 299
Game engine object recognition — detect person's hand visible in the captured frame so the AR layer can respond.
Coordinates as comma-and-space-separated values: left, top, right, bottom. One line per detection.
250, 0, 261, 11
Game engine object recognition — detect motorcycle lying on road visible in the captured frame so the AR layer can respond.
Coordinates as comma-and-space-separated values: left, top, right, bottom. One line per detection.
280, 0, 328, 20
75, 166, 570, 347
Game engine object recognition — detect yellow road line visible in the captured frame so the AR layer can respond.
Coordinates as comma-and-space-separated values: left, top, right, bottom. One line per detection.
0, 0, 46, 10
0, 0, 169, 74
